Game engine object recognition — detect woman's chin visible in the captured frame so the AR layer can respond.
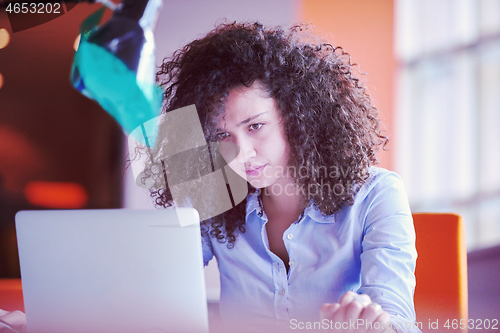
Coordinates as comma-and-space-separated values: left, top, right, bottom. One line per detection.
247, 177, 272, 189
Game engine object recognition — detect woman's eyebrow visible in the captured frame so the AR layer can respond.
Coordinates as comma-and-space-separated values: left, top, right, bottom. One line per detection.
237, 111, 268, 127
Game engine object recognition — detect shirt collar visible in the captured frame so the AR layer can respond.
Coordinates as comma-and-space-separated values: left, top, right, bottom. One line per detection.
301, 201, 336, 224
245, 191, 264, 219
245, 191, 336, 224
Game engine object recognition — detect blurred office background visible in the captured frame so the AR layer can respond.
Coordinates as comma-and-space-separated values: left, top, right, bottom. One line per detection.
0, 0, 499, 329
394, 0, 500, 323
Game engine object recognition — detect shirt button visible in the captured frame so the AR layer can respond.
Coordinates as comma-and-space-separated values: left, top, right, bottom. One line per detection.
289, 260, 295, 266
287, 233, 293, 240
279, 289, 286, 296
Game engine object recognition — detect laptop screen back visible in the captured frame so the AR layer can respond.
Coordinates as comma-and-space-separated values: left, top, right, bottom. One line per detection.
15, 208, 208, 333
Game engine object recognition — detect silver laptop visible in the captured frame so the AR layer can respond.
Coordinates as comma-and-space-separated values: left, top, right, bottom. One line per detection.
15, 208, 209, 333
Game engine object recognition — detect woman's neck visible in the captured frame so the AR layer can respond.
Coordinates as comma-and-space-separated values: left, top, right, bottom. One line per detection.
260, 178, 307, 224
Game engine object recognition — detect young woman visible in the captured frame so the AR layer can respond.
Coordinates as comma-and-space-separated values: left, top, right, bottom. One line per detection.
146, 22, 419, 333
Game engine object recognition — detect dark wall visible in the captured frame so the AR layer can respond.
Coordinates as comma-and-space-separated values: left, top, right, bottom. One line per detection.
0, 4, 124, 277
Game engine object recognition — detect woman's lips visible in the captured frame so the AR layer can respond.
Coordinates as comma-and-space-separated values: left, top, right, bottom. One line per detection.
245, 164, 266, 176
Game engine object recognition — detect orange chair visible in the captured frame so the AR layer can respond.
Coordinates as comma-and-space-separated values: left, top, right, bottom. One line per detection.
412, 213, 468, 332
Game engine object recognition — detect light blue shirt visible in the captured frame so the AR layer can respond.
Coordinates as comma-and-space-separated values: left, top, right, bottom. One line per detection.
202, 167, 420, 333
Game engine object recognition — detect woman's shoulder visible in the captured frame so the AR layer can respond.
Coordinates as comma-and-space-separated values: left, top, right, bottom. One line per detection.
341, 166, 410, 217
352, 167, 411, 217
356, 167, 407, 198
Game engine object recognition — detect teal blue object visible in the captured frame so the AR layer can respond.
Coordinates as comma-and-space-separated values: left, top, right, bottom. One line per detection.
72, 37, 163, 139
70, 4, 163, 146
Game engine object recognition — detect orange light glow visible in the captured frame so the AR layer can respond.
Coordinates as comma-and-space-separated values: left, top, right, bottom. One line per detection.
0, 73, 3, 89
0, 279, 24, 312
0, 28, 9, 49
24, 181, 88, 209
74, 34, 81, 51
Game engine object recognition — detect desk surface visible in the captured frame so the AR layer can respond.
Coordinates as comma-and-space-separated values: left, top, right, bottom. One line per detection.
0, 279, 228, 333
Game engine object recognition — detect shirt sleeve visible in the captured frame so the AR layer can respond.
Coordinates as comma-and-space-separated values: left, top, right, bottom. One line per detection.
357, 171, 421, 333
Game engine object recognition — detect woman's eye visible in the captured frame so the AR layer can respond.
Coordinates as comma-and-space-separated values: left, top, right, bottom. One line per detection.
249, 123, 263, 131
216, 132, 229, 141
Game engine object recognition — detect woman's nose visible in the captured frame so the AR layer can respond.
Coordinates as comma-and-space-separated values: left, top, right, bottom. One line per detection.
235, 137, 256, 164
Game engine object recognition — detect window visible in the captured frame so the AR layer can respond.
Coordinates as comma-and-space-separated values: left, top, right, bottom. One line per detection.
395, 0, 500, 249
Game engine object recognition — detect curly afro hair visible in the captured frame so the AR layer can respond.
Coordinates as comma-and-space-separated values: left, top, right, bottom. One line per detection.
148, 21, 388, 248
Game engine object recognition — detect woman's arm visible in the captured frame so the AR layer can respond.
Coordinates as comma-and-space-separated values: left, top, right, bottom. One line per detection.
320, 170, 419, 333
357, 172, 418, 332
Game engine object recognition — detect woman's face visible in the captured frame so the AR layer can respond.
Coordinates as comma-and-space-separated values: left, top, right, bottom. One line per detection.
215, 82, 291, 190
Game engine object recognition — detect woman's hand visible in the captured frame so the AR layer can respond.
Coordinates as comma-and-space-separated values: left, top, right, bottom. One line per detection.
0, 309, 27, 333
320, 291, 396, 333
